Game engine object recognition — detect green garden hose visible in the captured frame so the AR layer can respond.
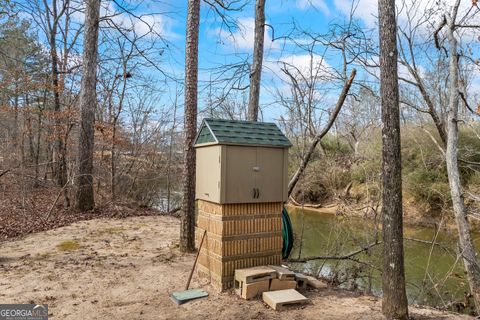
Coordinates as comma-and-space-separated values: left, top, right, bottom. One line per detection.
282, 207, 294, 259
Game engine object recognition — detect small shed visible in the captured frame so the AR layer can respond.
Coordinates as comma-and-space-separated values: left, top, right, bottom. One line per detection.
194, 118, 292, 204
194, 118, 292, 290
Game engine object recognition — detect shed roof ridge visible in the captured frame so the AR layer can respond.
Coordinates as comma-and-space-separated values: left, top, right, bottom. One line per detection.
195, 118, 291, 147
204, 118, 278, 126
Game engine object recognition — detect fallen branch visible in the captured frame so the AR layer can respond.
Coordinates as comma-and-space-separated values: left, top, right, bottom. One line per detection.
285, 240, 380, 263
44, 175, 75, 221
466, 192, 480, 202
404, 237, 453, 254
288, 69, 357, 196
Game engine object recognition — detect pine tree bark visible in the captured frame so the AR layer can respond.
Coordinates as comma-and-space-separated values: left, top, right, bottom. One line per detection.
75, 0, 101, 211
378, 0, 409, 318
443, 2, 480, 311
180, 0, 200, 253
247, 0, 265, 121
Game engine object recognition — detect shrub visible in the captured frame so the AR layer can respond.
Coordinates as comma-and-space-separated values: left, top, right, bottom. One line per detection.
406, 169, 451, 210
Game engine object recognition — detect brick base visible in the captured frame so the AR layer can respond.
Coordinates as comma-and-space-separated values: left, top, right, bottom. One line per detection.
196, 200, 283, 291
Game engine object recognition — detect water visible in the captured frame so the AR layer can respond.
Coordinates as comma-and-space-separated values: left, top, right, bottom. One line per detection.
287, 206, 480, 309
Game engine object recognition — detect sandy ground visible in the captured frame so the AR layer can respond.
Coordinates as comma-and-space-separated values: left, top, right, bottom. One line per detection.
0, 215, 472, 319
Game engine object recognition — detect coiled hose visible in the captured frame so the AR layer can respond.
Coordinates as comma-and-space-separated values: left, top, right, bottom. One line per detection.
282, 207, 294, 259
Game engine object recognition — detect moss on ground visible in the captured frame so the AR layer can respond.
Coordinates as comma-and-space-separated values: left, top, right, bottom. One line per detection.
57, 240, 80, 251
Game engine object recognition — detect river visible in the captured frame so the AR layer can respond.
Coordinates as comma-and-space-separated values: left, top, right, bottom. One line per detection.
287, 206, 480, 309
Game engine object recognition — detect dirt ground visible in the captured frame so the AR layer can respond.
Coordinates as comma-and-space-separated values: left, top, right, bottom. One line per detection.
0, 215, 472, 319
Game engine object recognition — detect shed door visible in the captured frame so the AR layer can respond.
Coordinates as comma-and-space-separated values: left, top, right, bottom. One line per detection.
225, 146, 257, 203
256, 147, 284, 202
196, 145, 222, 202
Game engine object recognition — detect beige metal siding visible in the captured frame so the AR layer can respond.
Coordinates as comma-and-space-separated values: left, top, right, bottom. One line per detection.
224, 146, 256, 203
197, 144, 288, 204
220, 145, 227, 202
256, 147, 285, 202
196, 145, 222, 202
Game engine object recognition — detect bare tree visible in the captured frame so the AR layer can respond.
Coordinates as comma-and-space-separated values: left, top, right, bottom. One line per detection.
287, 69, 356, 196
338, 89, 380, 156
180, 0, 200, 252
247, 0, 265, 121
378, 0, 409, 318
75, 0, 101, 211
436, 0, 480, 312
37, 0, 72, 188
396, 0, 480, 311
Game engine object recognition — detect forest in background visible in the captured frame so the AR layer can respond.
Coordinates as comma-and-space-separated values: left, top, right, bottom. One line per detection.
1, 0, 480, 317
1, 0, 479, 227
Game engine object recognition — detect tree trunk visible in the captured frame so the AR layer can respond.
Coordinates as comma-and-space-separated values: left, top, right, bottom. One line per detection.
13, 82, 18, 155
287, 69, 356, 197
378, 0, 409, 318
111, 63, 128, 201
181, 0, 200, 253
247, 0, 265, 121
167, 90, 178, 213
111, 125, 116, 200
47, 0, 67, 187
444, 10, 480, 312
75, 0, 101, 211
34, 103, 43, 187
25, 94, 36, 162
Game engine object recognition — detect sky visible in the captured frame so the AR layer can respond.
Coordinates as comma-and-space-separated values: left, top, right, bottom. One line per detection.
16, 0, 480, 123
118, 0, 369, 121
135, 0, 480, 122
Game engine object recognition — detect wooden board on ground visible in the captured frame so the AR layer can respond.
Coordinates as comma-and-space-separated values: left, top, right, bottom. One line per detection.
262, 289, 309, 310
268, 265, 295, 280
235, 266, 277, 284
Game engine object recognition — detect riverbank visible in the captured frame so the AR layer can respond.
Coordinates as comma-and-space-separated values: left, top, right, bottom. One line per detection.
286, 201, 465, 230
0, 215, 470, 319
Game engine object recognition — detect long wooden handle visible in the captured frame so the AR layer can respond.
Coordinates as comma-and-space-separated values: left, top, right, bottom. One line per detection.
185, 229, 207, 290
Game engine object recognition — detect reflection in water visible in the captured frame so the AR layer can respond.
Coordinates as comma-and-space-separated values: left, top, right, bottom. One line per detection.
287, 206, 480, 309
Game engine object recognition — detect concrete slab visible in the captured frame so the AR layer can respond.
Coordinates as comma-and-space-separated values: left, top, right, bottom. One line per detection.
304, 275, 328, 289
240, 279, 270, 300
268, 265, 295, 280
269, 279, 297, 291
235, 266, 277, 284
294, 273, 308, 291
262, 289, 309, 310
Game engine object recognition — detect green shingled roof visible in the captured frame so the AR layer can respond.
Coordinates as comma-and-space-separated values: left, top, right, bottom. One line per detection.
194, 118, 291, 147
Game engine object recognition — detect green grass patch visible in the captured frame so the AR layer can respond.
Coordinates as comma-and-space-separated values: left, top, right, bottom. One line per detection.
57, 240, 80, 251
